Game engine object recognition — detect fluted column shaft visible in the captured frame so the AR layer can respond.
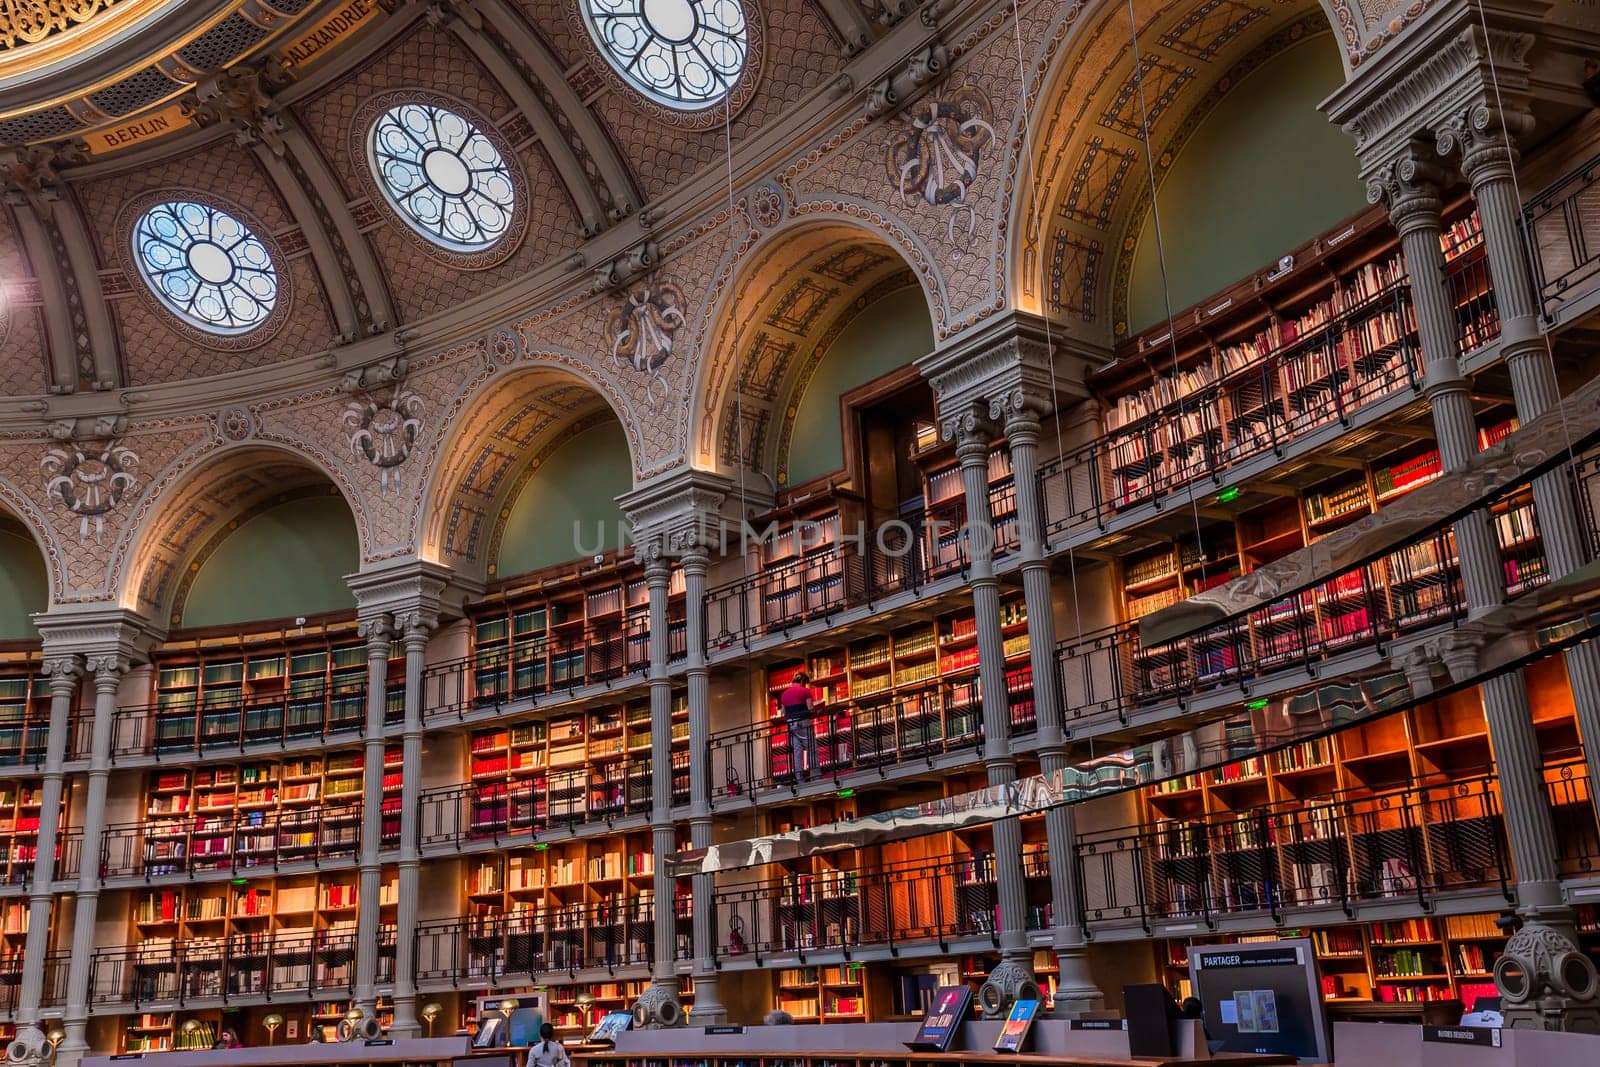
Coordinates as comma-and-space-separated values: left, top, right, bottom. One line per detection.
644, 558, 679, 992
60, 662, 122, 1053
15, 659, 79, 1037
682, 552, 724, 1021
1387, 169, 1563, 901
953, 419, 1031, 971
390, 623, 430, 1037
1002, 405, 1100, 1012
1457, 133, 1600, 822
353, 617, 392, 1019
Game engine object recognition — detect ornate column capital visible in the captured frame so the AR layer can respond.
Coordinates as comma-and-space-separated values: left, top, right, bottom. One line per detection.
43, 655, 82, 692
620, 466, 746, 563
1435, 102, 1532, 185
941, 402, 996, 455
358, 613, 394, 648
188, 61, 292, 156
86, 655, 126, 688
347, 559, 468, 629
1365, 141, 1448, 235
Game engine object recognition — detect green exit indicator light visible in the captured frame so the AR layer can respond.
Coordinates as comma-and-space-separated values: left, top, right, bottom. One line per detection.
1247, 699, 1268, 710
534, 842, 549, 851
837, 788, 854, 798
1217, 486, 1241, 504
231, 878, 248, 886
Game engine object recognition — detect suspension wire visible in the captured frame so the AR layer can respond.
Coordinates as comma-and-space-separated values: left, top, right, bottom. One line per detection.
1125, 0, 1211, 590
1468, 0, 1579, 468
722, 89, 759, 834
1007, 0, 1093, 730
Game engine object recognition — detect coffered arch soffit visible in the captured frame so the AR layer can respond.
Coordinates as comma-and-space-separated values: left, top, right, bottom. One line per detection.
1007, 0, 1345, 345
689, 218, 926, 482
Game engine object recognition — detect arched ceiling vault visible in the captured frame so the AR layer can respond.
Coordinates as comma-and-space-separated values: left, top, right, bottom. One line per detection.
120, 444, 357, 627
420, 368, 620, 584
696, 222, 924, 481
1020, 0, 1334, 345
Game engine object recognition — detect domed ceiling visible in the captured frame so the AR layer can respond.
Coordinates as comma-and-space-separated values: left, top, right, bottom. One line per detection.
0, 0, 377, 152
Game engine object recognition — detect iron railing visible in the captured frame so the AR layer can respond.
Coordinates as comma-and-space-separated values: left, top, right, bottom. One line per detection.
1524, 149, 1600, 321
97, 801, 369, 881
419, 611, 666, 721
107, 685, 402, 761
88, 929, 368, 1007
416, 750, 683, 848
414, 897, 682, 984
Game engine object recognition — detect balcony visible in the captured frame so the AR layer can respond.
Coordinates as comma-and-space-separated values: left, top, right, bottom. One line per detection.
414, 897, 680, 985
85, 925, 396, 1008
96, 801, 370, 883
107, 687, 402, 763
1525, 149, 1600, 326
417, 751, 679, 850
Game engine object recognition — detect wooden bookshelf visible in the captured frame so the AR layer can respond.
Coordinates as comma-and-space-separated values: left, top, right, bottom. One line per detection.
466, 691, 687, 832
146, 626, 403, 752
471, 563, 686, 709
761, 594, 1030, 779
139, 748, 398, 876
0, 658, 53, 766
0, 779, 52, 890
1096, 208, 1493, 514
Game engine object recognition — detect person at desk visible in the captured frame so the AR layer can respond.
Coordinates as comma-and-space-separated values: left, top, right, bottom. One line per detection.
528, 1023, 570, 1067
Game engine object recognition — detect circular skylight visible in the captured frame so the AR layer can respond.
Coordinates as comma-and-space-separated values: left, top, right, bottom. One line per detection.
131, 201, 278, 335
368, 103, 516, 251
582, 0, 748, 109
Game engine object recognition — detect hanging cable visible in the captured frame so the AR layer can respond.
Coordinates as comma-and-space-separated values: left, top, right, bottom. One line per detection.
1006, 0, 1093, 716
1124, 0, 1212, 591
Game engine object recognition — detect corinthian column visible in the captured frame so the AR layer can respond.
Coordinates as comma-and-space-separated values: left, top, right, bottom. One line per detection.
633, 552, 685, 1027
945, 404, 1038, 1017
681, 549, 725, 1022
1441, 104, 1600, 828
389, 617, 433, 1037
6, 656, 79, 1066
995, 391, 1101, 1016
351, 614, 392, 1031
59, 658, 124, 1058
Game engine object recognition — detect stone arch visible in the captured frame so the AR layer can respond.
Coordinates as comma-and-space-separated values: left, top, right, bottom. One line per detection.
1003, 0, 1342, 342
0, 481, 65, 618
688, 214, 938, 479
415, 359, 637, 585
114, 441, 368, 628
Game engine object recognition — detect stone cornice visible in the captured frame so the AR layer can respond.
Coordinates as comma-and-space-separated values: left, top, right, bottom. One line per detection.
916, 309, 1100, 424
1322, 0, 1567, 178
31, 604, 163, 665
619, 468, 752, 560
346, 558, 470, 629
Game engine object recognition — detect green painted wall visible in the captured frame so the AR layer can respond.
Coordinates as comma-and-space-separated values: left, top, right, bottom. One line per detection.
787, 285, 934, 484
181, 494, 359, 628
497, 418, 631, 577
1127, 35, 1365, 332
0, 519, 47, 639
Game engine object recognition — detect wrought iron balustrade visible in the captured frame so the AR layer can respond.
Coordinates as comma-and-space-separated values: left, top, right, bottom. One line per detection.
87, 929, 358, 1007
97, 801, 368, 880
1524, 149, 1600, 322
414, 896, 673, 985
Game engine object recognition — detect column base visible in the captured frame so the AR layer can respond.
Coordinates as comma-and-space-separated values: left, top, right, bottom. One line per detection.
338, 1007, 385, 1042
978, 956, 1041, 1019
389, 994, 421, 1040
1050, 947, 1105, 1019
1498, 914, 1600, 1034
632, 978, 687, 1029
6, 1023, 55, 1067
691, 973, 727, 1025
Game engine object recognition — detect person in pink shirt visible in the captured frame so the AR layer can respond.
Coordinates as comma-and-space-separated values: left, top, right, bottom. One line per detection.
778, 671, 818, 782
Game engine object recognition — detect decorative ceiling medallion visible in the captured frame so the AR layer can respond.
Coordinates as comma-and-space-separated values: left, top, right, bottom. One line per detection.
41, 436, 139, 543
886, 83, 996, 247
350, 90, 528, 270
114, 188, 293, 351
607, 277, 686, 411
566, 0, 763, 130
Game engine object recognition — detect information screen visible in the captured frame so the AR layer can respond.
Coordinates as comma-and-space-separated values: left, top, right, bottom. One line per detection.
1188, 938, 1329, 1062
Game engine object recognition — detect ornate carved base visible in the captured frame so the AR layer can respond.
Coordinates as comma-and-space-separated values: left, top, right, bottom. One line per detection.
1496, 917, 1600, 1033
690, 974, 728, 1026
336, 1009, 385, 1042
632, 979, 687, 1029
978, 957, 1041, 1019
5, 1024, 56, 1067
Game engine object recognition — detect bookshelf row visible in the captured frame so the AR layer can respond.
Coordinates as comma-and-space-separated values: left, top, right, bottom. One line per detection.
1159, 907, 1600, 1011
